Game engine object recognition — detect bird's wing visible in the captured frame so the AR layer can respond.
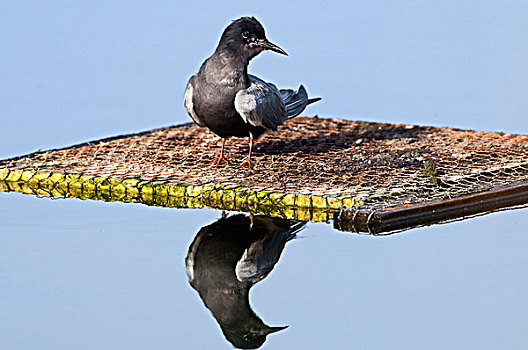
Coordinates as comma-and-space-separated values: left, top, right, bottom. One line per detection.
234, 74, 286, 131
184, 75, 205, 127
235, 220, 305, 284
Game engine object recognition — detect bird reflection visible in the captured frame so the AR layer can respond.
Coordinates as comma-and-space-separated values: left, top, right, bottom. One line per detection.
185, 213, 305, 349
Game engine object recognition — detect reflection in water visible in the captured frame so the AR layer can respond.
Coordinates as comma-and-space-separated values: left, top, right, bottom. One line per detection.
186, 213, 306, 349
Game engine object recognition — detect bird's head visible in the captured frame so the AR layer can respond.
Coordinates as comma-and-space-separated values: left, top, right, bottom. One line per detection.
224, 324, 289, 349
218, 17, 288, 59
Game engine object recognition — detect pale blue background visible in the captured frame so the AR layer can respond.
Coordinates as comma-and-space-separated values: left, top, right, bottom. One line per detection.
2, 1, 528, 158
1, 1, 528, 349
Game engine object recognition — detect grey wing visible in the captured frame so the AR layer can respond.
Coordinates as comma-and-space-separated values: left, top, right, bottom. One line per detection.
184, 75, 205, 127
235, 220, 305, 284
234, 74, 286, 131
235, 233, 287, 284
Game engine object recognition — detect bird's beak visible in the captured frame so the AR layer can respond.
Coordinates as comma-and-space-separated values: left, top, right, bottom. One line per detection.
262, 325, 289, 335
257, 38, 288, 56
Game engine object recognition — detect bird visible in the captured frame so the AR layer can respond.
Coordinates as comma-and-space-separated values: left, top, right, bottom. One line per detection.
185, 213, 306, 349
184, 17, 321, 168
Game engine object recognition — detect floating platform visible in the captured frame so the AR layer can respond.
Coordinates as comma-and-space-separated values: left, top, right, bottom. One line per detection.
1, 116, 527, 233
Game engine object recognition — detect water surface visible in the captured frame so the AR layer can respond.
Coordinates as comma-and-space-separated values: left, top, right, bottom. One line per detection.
1, 192, 527, 349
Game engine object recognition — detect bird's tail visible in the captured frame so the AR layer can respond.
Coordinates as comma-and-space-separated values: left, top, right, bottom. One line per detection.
285, 221, 307, 240
280, 85, 321, 119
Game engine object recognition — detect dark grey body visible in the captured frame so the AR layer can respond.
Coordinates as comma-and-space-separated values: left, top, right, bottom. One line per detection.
188, 53, 267, 139
184, 17, 320, 142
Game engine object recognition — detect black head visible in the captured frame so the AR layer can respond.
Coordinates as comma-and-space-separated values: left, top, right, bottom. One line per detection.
217, 17, 287, 59
223, 324, 289, 349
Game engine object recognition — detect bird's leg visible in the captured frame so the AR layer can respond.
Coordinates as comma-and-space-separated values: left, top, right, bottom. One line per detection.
249, 213, 254, 230
210, 138, 229, 165
239, 136, 254, 168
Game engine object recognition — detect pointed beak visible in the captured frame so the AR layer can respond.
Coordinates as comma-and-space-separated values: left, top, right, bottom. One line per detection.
257, 39, 288, 56
262, 325, 289, 335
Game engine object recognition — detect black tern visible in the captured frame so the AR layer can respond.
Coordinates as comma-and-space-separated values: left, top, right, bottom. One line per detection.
186, 213, 306, 348
184, 17, 320, 167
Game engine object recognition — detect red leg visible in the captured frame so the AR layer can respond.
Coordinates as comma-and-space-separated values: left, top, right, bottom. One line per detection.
239, 137, 254, 168
209, 138, 229, 165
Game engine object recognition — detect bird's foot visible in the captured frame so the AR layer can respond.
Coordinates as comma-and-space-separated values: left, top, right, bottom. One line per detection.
209, 154, 229, 165
238, 159, 252, 168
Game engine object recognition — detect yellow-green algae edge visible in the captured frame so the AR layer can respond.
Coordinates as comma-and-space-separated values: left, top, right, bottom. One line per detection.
0, 168, 365, 222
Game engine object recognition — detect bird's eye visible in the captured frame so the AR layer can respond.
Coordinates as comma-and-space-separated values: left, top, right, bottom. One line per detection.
242, 31, 250, 39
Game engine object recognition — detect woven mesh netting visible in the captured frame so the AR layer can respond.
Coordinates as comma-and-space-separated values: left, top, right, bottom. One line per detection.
1, 116, 527, 218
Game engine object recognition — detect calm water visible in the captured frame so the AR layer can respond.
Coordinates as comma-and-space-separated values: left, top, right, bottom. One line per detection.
1, 191, 527, 349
